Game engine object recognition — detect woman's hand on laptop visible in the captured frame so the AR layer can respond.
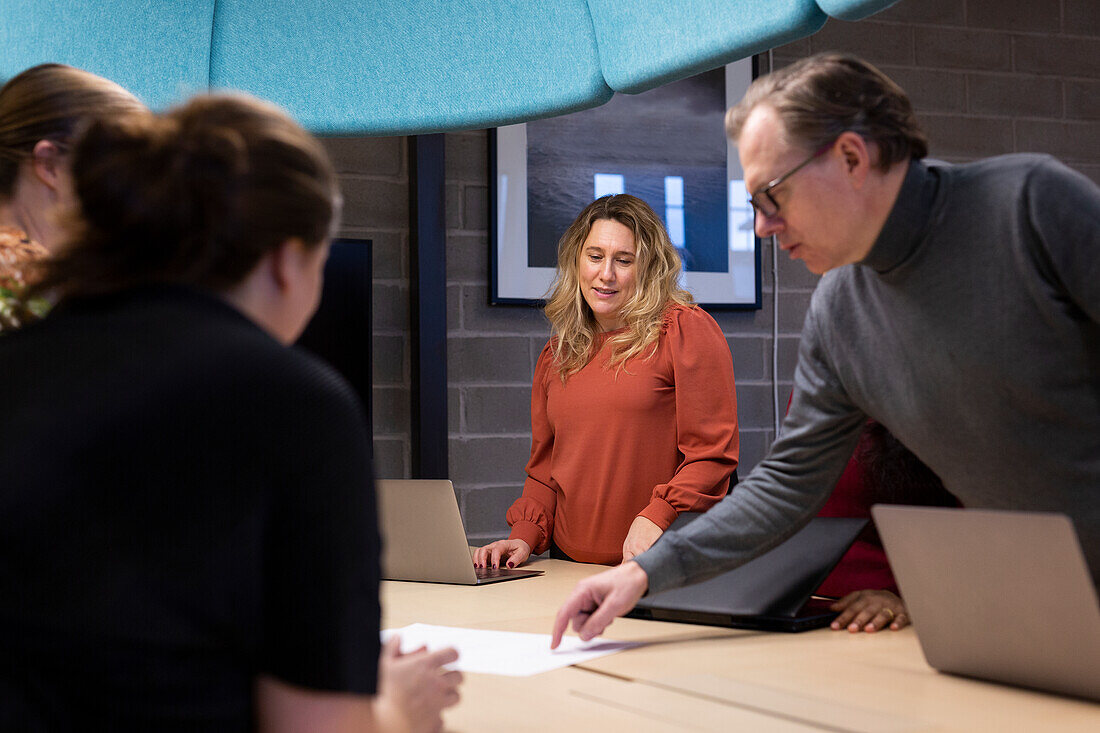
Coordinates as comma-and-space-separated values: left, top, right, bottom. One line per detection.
472, 539, 531, 569
830, 589, 909, 633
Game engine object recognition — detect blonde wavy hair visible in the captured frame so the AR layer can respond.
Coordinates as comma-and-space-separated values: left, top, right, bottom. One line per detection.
543, 194, 693, 382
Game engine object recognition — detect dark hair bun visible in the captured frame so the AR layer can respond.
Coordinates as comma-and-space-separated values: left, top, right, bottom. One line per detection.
73, 113, 252, 282
40, 93, 337, 299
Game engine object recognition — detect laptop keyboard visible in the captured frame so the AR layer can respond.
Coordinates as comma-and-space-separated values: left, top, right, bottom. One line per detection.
475, 566, 517, 580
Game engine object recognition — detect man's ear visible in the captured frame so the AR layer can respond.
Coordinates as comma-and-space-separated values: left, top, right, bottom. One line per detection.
31, 140, 67, 192
835, 131, 872, 189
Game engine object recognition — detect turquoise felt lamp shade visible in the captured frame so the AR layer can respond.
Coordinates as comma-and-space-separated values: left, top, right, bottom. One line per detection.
588, 0, 827, 95
209, 0, 612, 136
815, 0, 901, 22
0, 0, 214, 112
0, 0, 901, 135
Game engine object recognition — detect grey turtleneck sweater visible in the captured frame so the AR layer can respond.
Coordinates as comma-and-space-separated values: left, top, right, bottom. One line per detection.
637, 154, 1100, 590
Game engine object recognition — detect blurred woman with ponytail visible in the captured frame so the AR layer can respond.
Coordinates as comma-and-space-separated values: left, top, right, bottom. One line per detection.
0, 94, 459, 732
0, 63, 145, 331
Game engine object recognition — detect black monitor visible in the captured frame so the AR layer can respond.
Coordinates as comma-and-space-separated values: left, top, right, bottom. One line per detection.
295, 238, 373, 452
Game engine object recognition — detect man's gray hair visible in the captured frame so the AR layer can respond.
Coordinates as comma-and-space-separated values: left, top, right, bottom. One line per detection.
727, 53, 928, 171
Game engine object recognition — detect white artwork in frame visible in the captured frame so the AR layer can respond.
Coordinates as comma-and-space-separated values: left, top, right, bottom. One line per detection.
491, 58, 759, 308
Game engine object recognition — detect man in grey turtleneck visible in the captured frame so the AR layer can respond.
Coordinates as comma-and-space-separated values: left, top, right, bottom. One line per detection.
552, 52, 1100, 648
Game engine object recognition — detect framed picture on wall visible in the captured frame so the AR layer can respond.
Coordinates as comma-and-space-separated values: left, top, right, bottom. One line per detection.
490, 58, 760, 309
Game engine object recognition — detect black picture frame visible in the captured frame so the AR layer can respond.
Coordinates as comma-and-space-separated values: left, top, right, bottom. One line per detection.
490, 58, 760, 309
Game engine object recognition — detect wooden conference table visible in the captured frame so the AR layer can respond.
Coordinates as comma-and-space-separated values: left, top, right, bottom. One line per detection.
381, 558, 1099, 733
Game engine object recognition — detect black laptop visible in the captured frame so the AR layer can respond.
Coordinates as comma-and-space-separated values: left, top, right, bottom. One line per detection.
626, 515, 867, 632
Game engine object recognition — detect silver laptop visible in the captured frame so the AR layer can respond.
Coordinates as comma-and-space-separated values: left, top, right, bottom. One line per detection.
872, 505, 1100, 701
377, 479, 542, 585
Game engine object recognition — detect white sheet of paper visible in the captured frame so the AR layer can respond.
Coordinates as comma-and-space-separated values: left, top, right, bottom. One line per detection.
381, 623, 639, 677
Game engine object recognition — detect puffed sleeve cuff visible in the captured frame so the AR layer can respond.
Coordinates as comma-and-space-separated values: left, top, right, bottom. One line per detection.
508, 521, 545, 555
505, 478, 557, 555
638, 496, 679, 531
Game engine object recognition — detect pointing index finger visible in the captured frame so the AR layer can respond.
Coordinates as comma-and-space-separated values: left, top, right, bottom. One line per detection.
551, 588, 592, 649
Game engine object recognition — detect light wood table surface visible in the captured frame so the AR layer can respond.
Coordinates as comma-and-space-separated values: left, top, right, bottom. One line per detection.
382, 557, 1099, 732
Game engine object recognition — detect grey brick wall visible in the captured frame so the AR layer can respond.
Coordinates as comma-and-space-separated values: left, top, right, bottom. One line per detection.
319, 136, 412, 479
327, 0, 1100, 543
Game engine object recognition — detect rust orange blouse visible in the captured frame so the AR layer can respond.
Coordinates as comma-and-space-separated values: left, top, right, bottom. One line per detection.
506, 305, 739, 564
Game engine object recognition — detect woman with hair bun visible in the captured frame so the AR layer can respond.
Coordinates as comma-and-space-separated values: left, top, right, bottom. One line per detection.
0, 63, 146, 330
0, 94, 458, 732
473, 194, 739, 570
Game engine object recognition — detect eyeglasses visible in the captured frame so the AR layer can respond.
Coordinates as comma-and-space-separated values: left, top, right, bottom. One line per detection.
748, 140, 835, 218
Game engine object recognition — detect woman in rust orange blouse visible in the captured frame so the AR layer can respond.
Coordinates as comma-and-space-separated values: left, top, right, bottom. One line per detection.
473, 194, 739, 569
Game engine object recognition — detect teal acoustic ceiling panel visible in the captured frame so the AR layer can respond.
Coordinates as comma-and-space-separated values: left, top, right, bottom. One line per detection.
0, 0, 901, 135
209, 0, 612, 135
588, 0, 827, 94
588, 0, 901, 95
816, 0, 901, 22
0, 0, 214, 111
